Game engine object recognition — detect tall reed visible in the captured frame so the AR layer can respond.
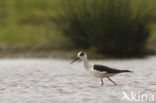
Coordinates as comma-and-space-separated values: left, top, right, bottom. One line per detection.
58, 0, 156, 55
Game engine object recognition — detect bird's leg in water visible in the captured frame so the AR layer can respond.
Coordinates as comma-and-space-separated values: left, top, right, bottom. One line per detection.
106, 77, 117, 85
100, 78, 104, 86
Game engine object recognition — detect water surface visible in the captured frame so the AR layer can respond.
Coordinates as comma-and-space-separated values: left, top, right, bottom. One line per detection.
0, 57, 155, 103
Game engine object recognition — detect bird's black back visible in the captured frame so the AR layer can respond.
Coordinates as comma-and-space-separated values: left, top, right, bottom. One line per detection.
94, 64, 132, 73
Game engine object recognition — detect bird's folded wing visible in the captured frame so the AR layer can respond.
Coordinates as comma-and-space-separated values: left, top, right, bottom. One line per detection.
94, 64, 123, 73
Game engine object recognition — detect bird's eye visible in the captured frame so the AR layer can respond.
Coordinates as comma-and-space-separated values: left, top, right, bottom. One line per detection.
80, 52, 84, 56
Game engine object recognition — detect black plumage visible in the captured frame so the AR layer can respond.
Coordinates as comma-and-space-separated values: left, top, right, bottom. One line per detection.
80, 52, 85, 56
94, 64, 132, 73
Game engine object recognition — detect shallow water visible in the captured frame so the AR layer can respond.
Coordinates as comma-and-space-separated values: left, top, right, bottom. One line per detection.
0, 57, 156, 103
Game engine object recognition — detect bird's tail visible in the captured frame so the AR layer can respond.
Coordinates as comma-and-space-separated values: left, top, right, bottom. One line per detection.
121, 70, 133, 73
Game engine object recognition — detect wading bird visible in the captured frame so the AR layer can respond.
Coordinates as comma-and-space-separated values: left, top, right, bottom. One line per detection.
71, 51, 132, 86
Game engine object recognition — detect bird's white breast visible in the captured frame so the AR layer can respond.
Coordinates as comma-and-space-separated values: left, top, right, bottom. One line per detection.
86, 66, 115, 78
82, 60, 115, 78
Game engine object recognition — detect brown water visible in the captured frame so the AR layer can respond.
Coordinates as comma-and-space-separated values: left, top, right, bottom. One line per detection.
0, 57, 155, 103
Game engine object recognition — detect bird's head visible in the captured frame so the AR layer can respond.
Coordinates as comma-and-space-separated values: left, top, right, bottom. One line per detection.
71, 51, 87, 64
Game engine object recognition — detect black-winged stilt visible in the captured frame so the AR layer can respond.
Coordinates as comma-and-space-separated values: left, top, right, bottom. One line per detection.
71, 51, 132, 86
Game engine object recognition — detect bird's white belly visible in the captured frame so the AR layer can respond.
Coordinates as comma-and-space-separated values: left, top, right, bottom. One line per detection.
89, 68, 115, 78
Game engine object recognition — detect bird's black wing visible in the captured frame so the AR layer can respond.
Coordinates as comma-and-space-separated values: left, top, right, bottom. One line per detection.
94, 64, 131, 73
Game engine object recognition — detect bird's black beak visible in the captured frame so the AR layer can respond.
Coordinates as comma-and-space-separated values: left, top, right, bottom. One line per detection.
71, 57, 79, 64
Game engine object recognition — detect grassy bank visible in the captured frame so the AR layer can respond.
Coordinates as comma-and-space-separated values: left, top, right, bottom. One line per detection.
0, 0, 155, 57
58, 0, 156, 55
0, 0, 68, 46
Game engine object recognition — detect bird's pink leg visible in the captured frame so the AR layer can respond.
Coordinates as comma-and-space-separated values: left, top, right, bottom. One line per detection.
100, 78, 104, 86
106, 77, 117, 85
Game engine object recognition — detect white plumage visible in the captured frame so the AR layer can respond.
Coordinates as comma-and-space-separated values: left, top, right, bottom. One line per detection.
71, 51, 132, 86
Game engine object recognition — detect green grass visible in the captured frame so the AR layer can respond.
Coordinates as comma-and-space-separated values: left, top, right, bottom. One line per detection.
149, 23, 156, 42
0, 0, 68, 48
0, 25, 62, 45
58, 0, 156, 55
0, 0, 155, 54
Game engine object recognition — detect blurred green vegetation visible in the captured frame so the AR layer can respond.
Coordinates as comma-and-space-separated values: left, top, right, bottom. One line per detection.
58, 0, 156, 55
0, 0, 156, 57
0, 0, 68, 47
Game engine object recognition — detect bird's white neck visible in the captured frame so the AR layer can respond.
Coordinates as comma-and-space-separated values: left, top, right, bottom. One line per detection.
82, 57, 92, 70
